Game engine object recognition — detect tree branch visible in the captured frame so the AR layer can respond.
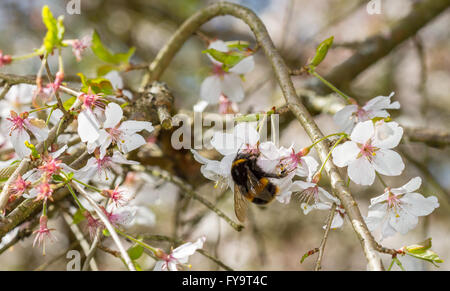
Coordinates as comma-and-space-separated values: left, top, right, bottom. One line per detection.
313, 0, 450, 93
138, 1, 384, 270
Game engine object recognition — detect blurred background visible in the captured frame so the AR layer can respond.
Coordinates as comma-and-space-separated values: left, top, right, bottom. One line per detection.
0, 0, 449, 270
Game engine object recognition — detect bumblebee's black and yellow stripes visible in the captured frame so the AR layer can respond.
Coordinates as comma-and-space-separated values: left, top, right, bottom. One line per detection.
231, 151, 285, 222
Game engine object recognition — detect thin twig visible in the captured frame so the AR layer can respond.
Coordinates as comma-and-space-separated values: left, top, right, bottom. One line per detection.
0, 83, 11, 100
82, 228, 101, 271
315, 203, 336, 271
44, 61, 67, 114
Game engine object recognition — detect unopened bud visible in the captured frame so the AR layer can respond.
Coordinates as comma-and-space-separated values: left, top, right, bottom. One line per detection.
309, 36, 334, 68
312, 172, 321, 184
299, 147, 310, 156
154, 248, 166, 259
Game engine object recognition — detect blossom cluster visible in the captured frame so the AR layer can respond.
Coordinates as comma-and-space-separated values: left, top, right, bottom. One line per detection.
192, 92, 439, 242
332, 94, 439, 239
192, 122, 346, 229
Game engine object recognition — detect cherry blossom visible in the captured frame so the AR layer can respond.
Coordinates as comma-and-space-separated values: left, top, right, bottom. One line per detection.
256, 142, 318, 204
290, 179, 345, 229
76, 150, 139, 183
365, 177, 439, 239
103, 205, 137, 228
33, 215, 56, 255
210, 122, 260, 156
5, 111, 49, 158
7, 175, 31, 203
34, 72, 64, 106
154, 236, 206, 271
332, 120, 404, 185
65, 35, 92, 62
95, 102, 154, 158
257, 142, 317, 180
102, 185, 133, 208
191, 122, 260, 190
77, 89, 107, 146
334, 92, 400, 133
21, 145, 71, 184
200, 40, 254, 104
84, 211, 104, 240
33, 180, 54, 203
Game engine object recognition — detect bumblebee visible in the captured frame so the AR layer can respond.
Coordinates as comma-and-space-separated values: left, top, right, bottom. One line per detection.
231, 150, 288, 222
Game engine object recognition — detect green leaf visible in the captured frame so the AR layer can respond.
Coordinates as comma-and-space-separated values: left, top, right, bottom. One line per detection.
134, 261, 143, 271
404, 238, 444, 267
309, 36, 334, 68
41, 6, 65, 53
91, 30, 135, 66
202, 48, 247, 71
72, 209, 87, 225
127, 244, 144, 260
234, 113, 264, 122
103, 229, 110, 237
300, 248, 319, 264
63, 96, 76, 111
225, 40, 250, 51
52, 174, 65, 182
77, 73, 114, 95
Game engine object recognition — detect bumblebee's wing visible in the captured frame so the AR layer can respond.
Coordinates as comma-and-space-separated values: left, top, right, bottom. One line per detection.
234, 184, 249, 222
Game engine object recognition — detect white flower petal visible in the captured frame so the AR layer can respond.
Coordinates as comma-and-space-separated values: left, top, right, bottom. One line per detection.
329, 213, 344, 229
372, 149, 404, 176
119, 133, 146, 154
221, 74, 244, 102
399, 176, 422, 193
332, 141, 359, 167
348, 157, 375, 185
120, 120, 154, 135
211, 132, 238, 156
78, 110, 100, 143
350, 120, 374, 144
104, 70, 123, 89
401, 193, 439, 217
229, 56, 254, 75
153, 260, 167, 271
372, 121, 403, 149
10, 129, 31, 158
333, 104, 358, 133
103, 102, 123, 129
171, 236, 205, 260
296, 156, 319, 179
111, 151, 139, 165
200, 75, 222, 104
25, 119, 49, 142
389, 208, 418, 235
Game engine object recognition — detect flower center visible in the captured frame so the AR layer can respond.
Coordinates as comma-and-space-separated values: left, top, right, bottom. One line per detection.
7, 115, 25, 133
355, 107, 368, 121
212, 64, 225, 77
359, 142, 377, 161
107, 127, 124, 143
297, 185, 319, 205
